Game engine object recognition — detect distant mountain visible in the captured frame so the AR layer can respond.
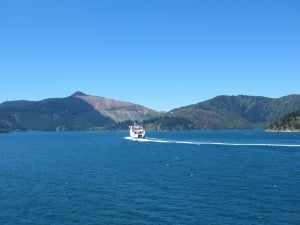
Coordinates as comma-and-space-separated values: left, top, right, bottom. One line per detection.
0, 92, 163, 131
267, 109, 300, 132
145, 95, 300, 130
1, 93, 300, 132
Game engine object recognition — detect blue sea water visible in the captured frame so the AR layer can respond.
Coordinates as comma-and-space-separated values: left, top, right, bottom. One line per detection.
0, 130, 300, 225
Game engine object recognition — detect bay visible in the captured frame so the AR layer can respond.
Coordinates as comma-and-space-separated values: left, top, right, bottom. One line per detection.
0, 130, 299, 225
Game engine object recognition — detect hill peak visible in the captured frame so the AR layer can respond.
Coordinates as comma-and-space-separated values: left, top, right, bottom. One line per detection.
71, 91, 88, 97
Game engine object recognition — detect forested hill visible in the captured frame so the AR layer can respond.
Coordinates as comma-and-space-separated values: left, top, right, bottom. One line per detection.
145, 94, 300, 130
267, 109, 300, 132
0, 95, 113, 131
0, 92, 163, 132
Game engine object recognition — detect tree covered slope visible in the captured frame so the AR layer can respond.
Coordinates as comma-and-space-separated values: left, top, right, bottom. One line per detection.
268, 109, 300, 132
149, 95, 300, 130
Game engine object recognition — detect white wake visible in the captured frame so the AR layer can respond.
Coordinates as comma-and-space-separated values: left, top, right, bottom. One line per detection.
124, 137, 300, 148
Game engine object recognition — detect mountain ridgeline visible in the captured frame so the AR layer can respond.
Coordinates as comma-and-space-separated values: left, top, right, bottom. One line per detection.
0, 92, 300, 132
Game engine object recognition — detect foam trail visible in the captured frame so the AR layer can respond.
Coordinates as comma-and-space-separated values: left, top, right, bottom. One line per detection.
124, 136, 152, 142
125, 137, 300, 148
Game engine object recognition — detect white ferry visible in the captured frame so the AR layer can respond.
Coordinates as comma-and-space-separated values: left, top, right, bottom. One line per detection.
129, 122, 146, 139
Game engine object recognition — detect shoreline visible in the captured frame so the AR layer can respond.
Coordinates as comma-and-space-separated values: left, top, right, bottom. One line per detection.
266, 129, 300, 133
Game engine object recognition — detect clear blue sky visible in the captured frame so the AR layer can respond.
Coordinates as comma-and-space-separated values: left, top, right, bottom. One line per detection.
0, 0, 299, 111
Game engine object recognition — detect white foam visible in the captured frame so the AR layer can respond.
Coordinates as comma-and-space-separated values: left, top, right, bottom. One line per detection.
124, 136, 152, 142
125, 136, 300, 148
